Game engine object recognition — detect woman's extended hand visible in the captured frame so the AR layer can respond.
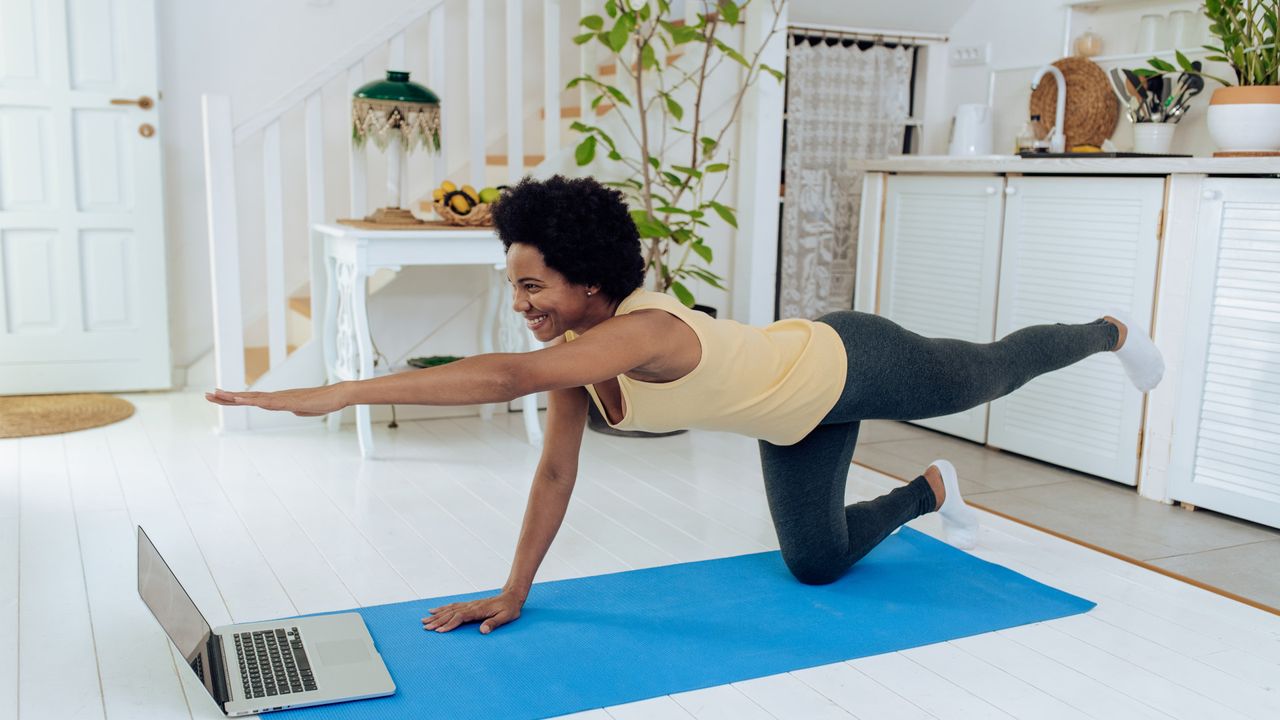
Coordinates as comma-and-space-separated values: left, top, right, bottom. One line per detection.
204, 385, 348, 416
422, 591, 524, 635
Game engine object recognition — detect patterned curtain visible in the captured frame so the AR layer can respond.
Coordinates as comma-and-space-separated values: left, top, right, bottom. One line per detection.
779, 38, 912, 320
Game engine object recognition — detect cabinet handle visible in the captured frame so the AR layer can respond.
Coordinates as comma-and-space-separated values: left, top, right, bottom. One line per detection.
985, 186, 997, 195
1202, 190, 1220, 200
1004, 186, 1017, 196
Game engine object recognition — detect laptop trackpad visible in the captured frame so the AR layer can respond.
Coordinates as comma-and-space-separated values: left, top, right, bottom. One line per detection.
316, 639, 370, 665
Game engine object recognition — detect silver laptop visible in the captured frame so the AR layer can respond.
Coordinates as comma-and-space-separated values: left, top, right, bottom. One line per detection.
136, 526, 395, 716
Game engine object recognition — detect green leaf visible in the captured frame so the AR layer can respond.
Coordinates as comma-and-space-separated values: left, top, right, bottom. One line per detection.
671, 164, 702, 178
665, 95, 684, 121
713, 38, 750, 68
608, 19, 631, 53
691, 241, 712, 263
639, 2, 651, 22
672, 228, 694, 242
1175, 49, 1196, 72
641, 43, 658, 70
1147, 56, 1177, 72
608, 150, 622, 160
671, 25, 703, 44
717, 0, 739, 25
1132, 68, 1159, 78
661, 170, 684, 185
760, 63, 785, 82
604, 84, 632, 107
575, 135, 597, 165
705, 162, 729, 172
700, 136, 717, 154
670, 281, 695, 307
580, 15, 604, 30
648, 155, 661, 169
707, 200, 737, 228
573, 32, 595, 45
605, 0, 618, 18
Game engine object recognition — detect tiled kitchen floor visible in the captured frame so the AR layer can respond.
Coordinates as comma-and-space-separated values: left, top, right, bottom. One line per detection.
853, 420, 1280, 609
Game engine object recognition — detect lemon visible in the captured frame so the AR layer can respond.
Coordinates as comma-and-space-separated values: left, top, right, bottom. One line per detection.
441, 180, 457, 193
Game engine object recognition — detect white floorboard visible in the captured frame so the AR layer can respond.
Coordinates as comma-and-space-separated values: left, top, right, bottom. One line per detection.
3, 391, 1278, 720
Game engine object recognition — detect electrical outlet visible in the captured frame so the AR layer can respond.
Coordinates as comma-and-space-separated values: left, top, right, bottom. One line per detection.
949, 44, 989, 67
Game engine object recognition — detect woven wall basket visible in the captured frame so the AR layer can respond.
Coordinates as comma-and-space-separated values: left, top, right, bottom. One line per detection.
1029, 57, 1118, 148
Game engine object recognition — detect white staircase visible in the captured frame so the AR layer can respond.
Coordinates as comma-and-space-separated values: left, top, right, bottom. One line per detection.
202, 0, 610, 432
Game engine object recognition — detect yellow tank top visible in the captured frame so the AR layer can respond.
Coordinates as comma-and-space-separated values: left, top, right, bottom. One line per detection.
563, 290, 848, 446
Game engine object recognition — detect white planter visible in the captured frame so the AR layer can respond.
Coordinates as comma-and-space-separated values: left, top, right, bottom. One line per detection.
1133, 123, 1176, 154
1207, 86, 1280, 153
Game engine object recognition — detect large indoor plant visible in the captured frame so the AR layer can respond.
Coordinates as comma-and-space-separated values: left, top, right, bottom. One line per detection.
569, 0, 784, 436
569, 0, 784, 310
1145, 0, 1279, 152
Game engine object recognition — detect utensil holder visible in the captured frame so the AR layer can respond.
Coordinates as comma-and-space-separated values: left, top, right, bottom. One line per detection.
1133, 123, 1176, 154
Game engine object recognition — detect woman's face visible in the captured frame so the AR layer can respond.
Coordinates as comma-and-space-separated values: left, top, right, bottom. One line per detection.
505, 242, 601, 342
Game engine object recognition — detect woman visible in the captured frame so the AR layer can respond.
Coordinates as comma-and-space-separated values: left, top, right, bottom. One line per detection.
207, 175, 1164, 635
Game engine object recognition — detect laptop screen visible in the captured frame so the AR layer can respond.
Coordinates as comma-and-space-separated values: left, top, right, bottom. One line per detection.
136, 527, 219, 700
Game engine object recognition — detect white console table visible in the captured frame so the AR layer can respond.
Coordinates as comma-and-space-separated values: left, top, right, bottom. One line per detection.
314, 222, 543, 458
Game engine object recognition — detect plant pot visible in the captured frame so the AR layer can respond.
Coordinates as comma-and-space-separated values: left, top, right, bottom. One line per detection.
1132, 123, 1176, 154
1207, 86, 1280, 154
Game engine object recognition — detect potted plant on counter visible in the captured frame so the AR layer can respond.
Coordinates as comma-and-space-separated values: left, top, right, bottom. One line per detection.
1146, 0, 1279, 154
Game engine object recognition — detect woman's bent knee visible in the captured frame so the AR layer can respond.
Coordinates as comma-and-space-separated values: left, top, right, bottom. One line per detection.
784, 556, 848, 585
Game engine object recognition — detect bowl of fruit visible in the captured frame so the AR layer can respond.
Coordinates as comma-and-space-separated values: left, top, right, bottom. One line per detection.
426, 181, 505, 226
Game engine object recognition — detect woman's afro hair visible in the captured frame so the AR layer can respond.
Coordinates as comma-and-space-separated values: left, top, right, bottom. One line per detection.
491, 175, 645, 302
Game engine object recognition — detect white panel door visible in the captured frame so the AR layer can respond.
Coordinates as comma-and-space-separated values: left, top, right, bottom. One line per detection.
988, 176, 1162, 485
1168, 178, 1280, 529
879, 175, 1005, 442
0, 0, 169, 393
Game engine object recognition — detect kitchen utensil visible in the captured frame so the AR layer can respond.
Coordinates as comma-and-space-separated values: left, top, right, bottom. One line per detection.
1123, 69, 1151, 120
949, 103, 994, 156
1109, 67, 1142, 122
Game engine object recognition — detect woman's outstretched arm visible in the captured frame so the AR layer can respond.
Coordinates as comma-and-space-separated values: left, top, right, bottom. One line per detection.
207, 311, 663, 414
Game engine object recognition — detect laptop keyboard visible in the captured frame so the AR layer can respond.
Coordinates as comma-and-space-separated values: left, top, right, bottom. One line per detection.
234, 627, 317, 699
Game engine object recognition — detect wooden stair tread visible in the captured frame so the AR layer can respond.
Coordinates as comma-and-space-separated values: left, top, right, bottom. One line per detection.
244, 344, 299, 386
288, 296, 311, 319
486, 153, 546, 166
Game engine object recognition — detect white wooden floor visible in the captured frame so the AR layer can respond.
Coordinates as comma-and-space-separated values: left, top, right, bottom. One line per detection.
4, 391, 1280, 720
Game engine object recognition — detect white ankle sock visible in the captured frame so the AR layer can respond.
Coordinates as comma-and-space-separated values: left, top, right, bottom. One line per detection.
930, 459, 978, 550
1106, 310, 1165, 392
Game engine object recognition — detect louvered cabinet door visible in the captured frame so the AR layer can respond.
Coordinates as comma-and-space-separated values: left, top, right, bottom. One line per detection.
988, 176, 1162, 484
1168, 179, 1280, 529
879, 175, 1005, 442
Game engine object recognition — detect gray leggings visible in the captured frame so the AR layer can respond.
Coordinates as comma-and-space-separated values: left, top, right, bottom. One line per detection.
759, 310, 1118, 584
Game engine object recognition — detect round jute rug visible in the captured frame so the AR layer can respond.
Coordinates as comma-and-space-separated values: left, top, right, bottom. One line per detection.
0, 393, 136, 439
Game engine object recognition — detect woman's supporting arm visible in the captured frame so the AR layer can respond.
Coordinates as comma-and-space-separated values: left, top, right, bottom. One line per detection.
422, 383, 590, 633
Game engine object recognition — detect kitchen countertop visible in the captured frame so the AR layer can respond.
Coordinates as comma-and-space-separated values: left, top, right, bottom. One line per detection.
850, 154, 1280, 175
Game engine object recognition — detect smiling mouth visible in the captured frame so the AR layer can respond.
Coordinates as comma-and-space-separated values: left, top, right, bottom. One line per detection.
526, 314, 549, 330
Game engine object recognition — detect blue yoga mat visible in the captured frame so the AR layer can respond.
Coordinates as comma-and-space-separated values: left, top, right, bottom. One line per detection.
274, 528, 1093, 720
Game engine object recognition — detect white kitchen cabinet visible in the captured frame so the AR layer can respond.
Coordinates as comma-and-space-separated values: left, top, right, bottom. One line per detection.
987, 176, 1163, 485
878, 175, 1005, 442
1167, 178, 1280, 528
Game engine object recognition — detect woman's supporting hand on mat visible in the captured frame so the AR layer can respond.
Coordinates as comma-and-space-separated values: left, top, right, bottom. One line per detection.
204, 385, 349, 416
422, 591, 524, 635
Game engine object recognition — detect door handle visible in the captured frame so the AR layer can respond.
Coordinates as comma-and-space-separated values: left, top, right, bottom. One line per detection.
111, 95, 154, 110
1004, 186, 1018, 195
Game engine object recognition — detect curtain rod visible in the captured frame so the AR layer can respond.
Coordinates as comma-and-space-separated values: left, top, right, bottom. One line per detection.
787, 23, 947, 46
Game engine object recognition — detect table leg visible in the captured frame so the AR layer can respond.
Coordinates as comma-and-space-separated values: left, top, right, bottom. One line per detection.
478, 266, 502, 422
323, 249, 341, 433
350, 264, 375, 459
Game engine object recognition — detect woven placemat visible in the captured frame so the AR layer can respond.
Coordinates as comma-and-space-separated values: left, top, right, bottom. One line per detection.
1029, 57, 1118, 148
0, 393, 135, 439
